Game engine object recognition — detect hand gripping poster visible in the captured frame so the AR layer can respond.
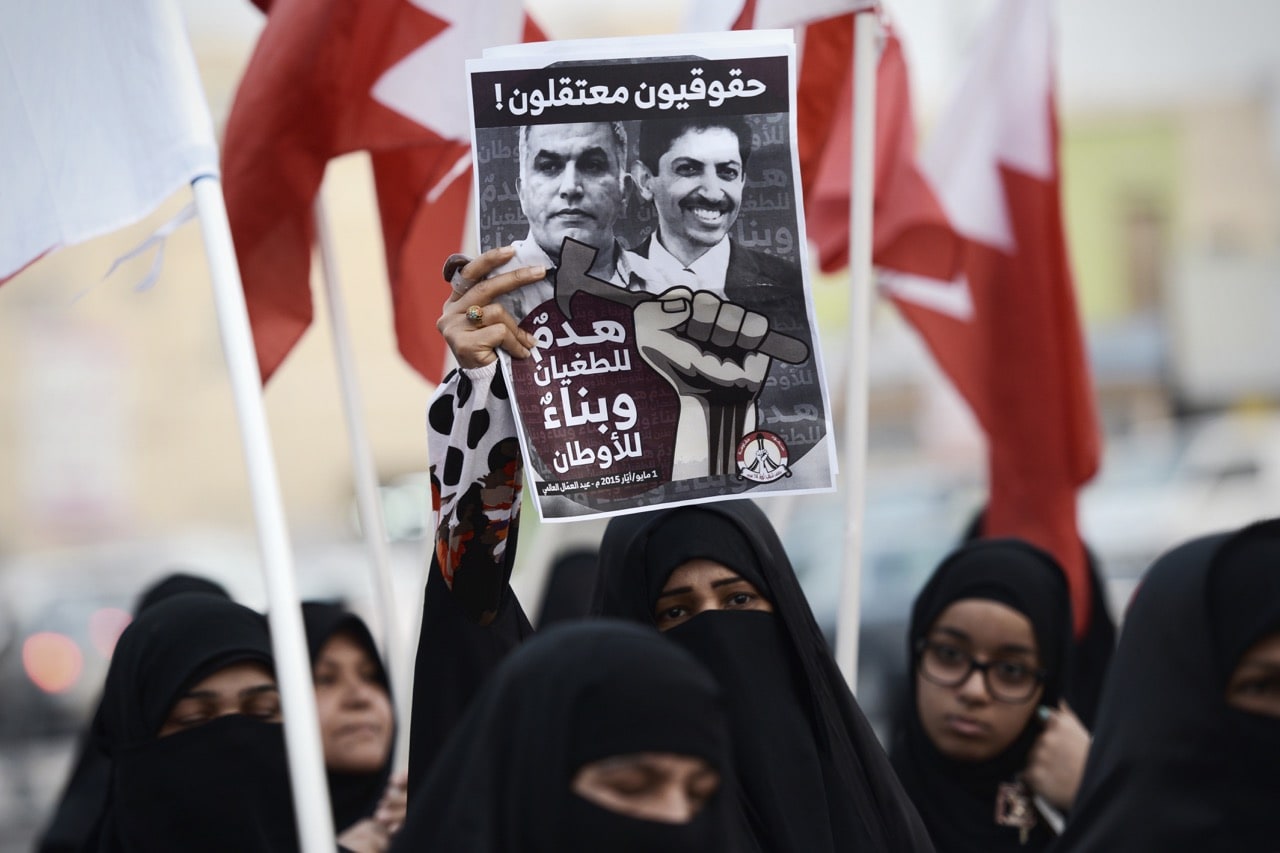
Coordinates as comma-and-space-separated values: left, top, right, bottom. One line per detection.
467, 30, 837, 520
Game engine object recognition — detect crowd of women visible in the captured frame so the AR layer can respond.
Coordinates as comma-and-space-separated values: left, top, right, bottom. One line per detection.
34, 246, 1280, 851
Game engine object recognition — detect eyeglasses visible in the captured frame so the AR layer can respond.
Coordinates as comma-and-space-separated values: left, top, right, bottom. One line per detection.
915, 638, 1046, 704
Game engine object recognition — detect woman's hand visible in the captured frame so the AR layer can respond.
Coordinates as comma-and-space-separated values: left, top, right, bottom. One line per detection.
438, 245, 543, 369
373, 770, 408, 837
336, 818, 389, 853
1025, 700, 1090, 812
332, 770, 408, 852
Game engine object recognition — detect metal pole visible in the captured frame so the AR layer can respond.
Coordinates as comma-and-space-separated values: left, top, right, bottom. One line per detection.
834, 8, 880, 690
191, 175, 336, 853
313, 192, 411, 771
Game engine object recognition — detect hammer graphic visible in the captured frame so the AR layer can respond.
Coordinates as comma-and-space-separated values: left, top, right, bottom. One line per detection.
553, 238, 810, 365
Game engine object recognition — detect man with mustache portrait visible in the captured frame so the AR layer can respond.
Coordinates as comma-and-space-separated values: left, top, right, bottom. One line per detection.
624, 115, 812, 479
627, 115, 803, 303
485, 120, 641, 322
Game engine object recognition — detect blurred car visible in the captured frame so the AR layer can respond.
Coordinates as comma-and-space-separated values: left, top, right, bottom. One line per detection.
1079, 410, 1280, 611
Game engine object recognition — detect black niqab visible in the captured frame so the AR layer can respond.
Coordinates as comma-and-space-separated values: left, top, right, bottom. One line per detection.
391, 620, 737, 853
594, 499, 934, 853
37, 573, 231, 853
1051, 519, 1280, 852
892, 538, 1072, 852
301, 602, 394, 833
93, 593, 297, 853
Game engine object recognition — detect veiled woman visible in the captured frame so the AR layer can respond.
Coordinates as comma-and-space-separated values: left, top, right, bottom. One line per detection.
1051, 519, 1280, 851
90, 592, 297, 853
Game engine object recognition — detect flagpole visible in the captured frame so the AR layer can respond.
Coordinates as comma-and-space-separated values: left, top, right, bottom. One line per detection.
834, 6, 880, 689
190, 175, 337, 853
312, 191, 411, 771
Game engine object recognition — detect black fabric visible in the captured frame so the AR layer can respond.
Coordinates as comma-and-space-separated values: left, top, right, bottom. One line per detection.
594, 499, 934, 853
37, 574, 231, 853
892, 538, 1072, 853
392, 620, 736, 853
302, 602, 393, 833
535, 548, 600, 627
407, 556, 534, 795
91, 592, 298, 853
1051, 519, 1280, 852
133, 572, 230, 613
109, 715, 297, 853
963, 509, 1116, 728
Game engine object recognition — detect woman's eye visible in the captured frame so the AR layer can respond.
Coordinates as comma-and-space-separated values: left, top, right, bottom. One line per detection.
994, 661, 1031, 683
1235, 678, 1280, 696
726, 592, 753, 608
688, 773, 720, 806
659, 606, 687, 621
933, 643, 965, 663
246, 696, 282, 721
602, 774, 653, 796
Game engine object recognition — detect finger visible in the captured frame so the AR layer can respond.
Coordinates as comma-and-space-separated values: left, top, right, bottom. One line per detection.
685, 290, 724, 343
442, 253, 473, 297
453, 325, 527, 369
467, 301, 537, 354
454, 262, 547, 308
450, 326, 505, 369
458, 244, 517, 282
735, 310, 767, 348
709, 301, 745, 348
637, 286, 693, 331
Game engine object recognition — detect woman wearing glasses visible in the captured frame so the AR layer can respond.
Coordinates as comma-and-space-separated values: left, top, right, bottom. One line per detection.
891, 538, 1089, 852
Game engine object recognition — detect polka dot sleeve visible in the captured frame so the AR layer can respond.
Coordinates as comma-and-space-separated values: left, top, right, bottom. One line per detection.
425, 361, 524, 619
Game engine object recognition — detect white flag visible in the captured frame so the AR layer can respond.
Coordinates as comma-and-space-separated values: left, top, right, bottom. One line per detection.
0, 0, 218, 281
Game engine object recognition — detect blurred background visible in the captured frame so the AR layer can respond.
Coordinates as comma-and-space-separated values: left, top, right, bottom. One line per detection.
3, 0, 1279, 847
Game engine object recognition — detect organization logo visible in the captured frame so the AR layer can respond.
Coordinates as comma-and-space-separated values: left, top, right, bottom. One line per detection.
735, 431, 791, 483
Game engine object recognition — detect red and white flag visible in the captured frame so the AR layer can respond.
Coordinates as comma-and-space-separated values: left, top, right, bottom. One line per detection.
223, 0, 542, 385
688, 1, 949, 275
0, 0, 218, 283
879, 0, 1101, 636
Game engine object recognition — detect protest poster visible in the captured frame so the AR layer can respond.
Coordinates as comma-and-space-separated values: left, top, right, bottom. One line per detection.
467, 30, 837, 520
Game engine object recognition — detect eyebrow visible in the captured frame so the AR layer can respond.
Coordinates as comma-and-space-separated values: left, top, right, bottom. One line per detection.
657, 576, 749, 600
1235, 661, 1280, 675
177, 683, 278, 702
933, 626, 1036, 656
672, 155, 741, 166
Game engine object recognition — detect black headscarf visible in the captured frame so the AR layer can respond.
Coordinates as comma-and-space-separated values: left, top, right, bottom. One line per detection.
1051, 519, 1280, 852
962, 509, 1116, 728
92, 592, 298, 853
37, 573, 231, 853
391, 619, 737, 853
301, 601, 394, 833
892, 538, 1072, 852
535, 548, 600, 627
593, 499, 934, 853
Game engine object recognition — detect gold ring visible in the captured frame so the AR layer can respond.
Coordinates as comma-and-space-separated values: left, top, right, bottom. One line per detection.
465, 305, 484, 324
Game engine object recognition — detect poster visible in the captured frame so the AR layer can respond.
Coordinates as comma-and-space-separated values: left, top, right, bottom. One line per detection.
467, 31, 837, 520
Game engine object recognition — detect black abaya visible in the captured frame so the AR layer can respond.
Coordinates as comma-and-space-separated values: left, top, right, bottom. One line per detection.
37, 573, 231, 853
392, 620, 737, 853
92, 592, 298, 853
891, 538, 1072, 853
594, 499, 935, 853
1050, 519, 1280, 852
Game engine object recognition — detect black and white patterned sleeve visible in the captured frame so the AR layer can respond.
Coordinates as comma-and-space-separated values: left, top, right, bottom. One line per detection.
425, 361, 524, 623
